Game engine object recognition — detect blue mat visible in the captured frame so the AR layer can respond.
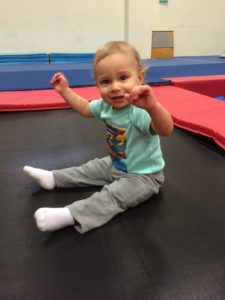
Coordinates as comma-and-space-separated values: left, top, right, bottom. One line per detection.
0, 55, 225, 91
50, 53, 94, 63
0, 53, 49, 64
0, 63, 94, 90
216, 96, 225, 101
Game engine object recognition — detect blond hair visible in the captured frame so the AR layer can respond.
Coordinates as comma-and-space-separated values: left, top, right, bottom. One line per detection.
93, 41, 144, 77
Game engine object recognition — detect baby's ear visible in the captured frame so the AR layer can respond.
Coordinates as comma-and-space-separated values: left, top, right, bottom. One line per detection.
139, 69, 145, 83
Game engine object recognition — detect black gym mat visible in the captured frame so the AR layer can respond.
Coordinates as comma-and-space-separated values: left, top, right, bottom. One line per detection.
0, 109, 225, 299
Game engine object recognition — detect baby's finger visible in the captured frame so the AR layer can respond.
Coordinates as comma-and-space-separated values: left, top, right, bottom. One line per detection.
50, 73, 62, 85
125, 90, 140, 103
139, 85, 153, 97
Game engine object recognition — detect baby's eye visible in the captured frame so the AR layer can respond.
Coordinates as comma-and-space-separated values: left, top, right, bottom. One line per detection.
99, 79, 110, 86
120, 74, 129, 81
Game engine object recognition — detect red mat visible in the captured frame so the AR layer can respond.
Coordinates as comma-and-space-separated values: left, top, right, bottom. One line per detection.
168, 75, 225, 97
0, 86, 100, 111
0, 77, 225, 150
153, 85, 225, 150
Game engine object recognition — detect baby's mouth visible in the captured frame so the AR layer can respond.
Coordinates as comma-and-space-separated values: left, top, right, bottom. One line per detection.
111, 95, 124, 100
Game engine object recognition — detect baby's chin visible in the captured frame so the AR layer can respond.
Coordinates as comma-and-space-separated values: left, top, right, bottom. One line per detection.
112, 102, 130, 110
103, 97, 130, 109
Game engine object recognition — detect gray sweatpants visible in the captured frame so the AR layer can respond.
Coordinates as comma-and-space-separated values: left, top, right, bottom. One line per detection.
53, 156, 164, 234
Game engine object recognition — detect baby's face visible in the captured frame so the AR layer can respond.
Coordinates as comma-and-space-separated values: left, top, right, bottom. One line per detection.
95, 52, 144, 110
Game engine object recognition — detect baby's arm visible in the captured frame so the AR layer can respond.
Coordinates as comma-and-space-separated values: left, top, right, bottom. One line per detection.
125, 85, 173, 136
50, 72, 93, 118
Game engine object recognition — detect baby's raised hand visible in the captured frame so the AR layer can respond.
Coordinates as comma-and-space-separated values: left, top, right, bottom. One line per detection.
125, 85, 158, 111
50, 72, 69, 94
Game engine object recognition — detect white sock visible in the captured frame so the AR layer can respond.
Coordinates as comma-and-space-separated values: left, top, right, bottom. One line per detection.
34, 207, 75, 231
23, 166, 55, 190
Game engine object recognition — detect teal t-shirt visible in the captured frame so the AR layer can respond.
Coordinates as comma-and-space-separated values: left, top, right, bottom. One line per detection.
89, 99, 165, 174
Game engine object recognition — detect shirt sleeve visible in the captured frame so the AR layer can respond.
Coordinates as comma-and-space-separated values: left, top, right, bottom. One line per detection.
89, 99, 104, 119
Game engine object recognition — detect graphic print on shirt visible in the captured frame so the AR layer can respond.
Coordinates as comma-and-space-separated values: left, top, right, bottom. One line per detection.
105, 121, 127, 172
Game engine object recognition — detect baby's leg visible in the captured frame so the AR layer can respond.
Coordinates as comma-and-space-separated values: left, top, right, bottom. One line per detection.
53, 156, 112, 188
67, 170, 165, 234
29, 157, 113, 232
32, 167, 164, 233
23, 156, 112, 190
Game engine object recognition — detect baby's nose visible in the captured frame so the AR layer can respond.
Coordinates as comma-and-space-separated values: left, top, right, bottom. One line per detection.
111, 81, 120, 91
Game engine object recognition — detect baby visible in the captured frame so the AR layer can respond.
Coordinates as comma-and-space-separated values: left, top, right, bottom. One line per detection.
24, 41, 173, 234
